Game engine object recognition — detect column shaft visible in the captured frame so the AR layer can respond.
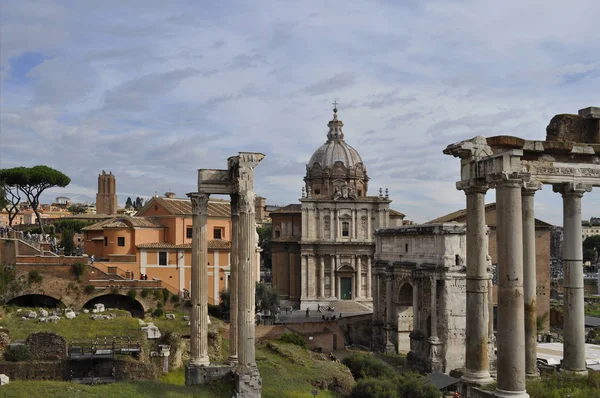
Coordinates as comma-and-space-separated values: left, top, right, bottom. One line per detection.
189, 193, 210, 366
555, 183, 590, 374
228, 194, 239, 364
356, 256, 362, 299
385, 271, 393, 324
495, 178, 527, 396
430, 278, 437, 338
301, 255, 307, 299
367, 256, 372, 298
462, 187, 492, 384
522, 189, 538, 377
238, 204, 257, 373
308, 255, 316, 298
319, 256, 325, 298
330, 255, 336, 298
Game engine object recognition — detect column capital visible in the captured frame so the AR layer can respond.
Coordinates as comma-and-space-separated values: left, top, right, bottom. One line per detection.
458, 180, 488, 194
521, 180, 542, 196
486, 171, 529, 189
552, 182, 592, 198
188, 192, 210, 215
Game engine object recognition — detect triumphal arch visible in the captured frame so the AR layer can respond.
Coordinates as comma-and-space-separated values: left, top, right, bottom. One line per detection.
444, 106, 599, 398
185, 152, 264, 398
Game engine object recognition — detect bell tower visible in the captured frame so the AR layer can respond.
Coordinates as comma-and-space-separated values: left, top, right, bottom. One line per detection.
96, 170, 117, 215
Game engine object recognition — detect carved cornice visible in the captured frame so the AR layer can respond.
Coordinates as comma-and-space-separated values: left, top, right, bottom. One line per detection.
457, 180, 489, 194
188, 192, 210, 215
486, 172, 530, 189
521, 180, 543, 196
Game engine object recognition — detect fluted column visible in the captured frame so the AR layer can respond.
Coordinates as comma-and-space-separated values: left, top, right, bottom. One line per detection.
460, 183, 492, 385
356, 255, 362, 299
492, 172, 528, 398
522, 182, 541, 377
228, 193, 239, 365
553, 182, 591, 375
367, 256, 372, 298
189, 192, 210, 366
319, 256, 325, 298
429, 276, 442, 372
300, 255, 307, 300
330, 255, 336, 298
308, 255, 317, 298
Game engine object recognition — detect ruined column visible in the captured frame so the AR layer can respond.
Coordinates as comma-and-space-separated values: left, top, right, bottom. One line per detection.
366, 256, 372, 298
384, 269, 395, 354
319, 256, 325, 298
356, 255, 362, 299
493, 173, 528, 398
522, 182, 541, 377
460, 183, 493, 386
553, 182, 591, 375
429, 276, 442, 372
189, 192, 210, 366
301, 255, 307, 300
228, 193, 239, 365
330, 255, 336, 298
336, 254, 341, 298
234, 153, 264, 396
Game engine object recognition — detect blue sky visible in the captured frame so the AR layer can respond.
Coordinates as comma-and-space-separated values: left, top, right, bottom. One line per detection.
1, 0, 600, 225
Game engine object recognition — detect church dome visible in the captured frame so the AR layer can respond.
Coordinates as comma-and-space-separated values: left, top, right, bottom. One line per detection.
304, 108, 369, 199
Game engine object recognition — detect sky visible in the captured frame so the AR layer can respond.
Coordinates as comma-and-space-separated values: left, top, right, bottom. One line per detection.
1, 0, 600, 226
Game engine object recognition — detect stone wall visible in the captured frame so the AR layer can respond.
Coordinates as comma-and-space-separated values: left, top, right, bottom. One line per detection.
26, 332, 67, 361
255, 321, 344, 353
337, 314, 372, 348
0, 361, 69, 381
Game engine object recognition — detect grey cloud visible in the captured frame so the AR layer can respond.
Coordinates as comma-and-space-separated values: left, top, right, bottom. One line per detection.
304, 72, 356, 95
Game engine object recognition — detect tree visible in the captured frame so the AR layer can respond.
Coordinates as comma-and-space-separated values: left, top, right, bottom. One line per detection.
583, 235, 600, 264
0, 181, 7, 212
134, 197, 144, 210
61, 228, 76, 256
257, 225, 272, 269
67, 204, 87, 214
125, 197, 133, 208
0, 168, 26, 227
218, 282, 279, 318
4, 166, 71, 234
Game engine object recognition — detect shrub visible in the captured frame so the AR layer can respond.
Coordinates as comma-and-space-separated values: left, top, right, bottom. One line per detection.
162, 288, 170, 302
208, 304, 222, 319
27, 270, 43, 285
152, 308, 163, 318
153, 290, 162, 301
111, 287, 120, 295
171, 294, 180, 303
157, 301, 163, 309
352, 378, 399, 398
127, 289, 137, 301
71, 262, 88, 280
396, 373, 439, 398
141, 288, 151, 298
4, 345, 29, 362
84, 285, 95, 294
342, 352, 396, 380
278, 333, 307, 349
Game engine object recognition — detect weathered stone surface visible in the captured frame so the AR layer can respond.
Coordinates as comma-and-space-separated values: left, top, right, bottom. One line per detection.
0, 332, 11, 351
578, 106, 600, 119
93, 303, 105, 313
141, 323, 161, 339
25, 332, 67, 361
0, 374, 9, 385
166, 313, 175, 320
26, 311, 37, 319
38, 309, 48, 318
65, 310, 76, 320
546, 114, 599, 144
47, 316, 60, 323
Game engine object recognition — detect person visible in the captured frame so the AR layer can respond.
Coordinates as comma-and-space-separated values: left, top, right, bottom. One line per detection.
339, 313, 343, 319
90, 255, 95, 265
144, 274, 148, 281
322, 315, 325, 321
305, 307, 310, 318
317, 303, 322, 313
140, 273, 144, 280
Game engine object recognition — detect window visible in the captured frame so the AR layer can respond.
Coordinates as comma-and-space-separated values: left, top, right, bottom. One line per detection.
275, 230, 281, 238
104, 237, 108, 246
405, 243, 409, 253
118, 237, 125, 247
214, 228, 223, 240
186, 227, 193, 239
159, 252, 167, 266
342, 222, 350, 237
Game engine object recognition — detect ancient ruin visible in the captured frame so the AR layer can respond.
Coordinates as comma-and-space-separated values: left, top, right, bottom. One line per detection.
185, 152, 264, 398
444, 106, 600, 397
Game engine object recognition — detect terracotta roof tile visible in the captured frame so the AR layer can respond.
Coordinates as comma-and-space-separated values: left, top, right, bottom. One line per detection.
136, 240, 231, 250
270, 204, 301, 214
426, 202, 553, 228
137, 197, 231, 217
82, 215, 164, 231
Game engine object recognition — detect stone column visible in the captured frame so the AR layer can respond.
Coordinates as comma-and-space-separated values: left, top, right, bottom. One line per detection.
356, 255, 362, 299
301, 255, 307, 300
384, 270, 395, 353
308, 255, 317, 298
228, 193, 239, 365
522, 182, 541, 377
493, 173, 528, 397
553, 182, 591, 375
330, 255, 336, 298
189, 192, 210, 366
460, 184, 492, 385
329, 209, 334, 240
367, 256, 372, 298
429, 276, 442, 372
319, 256, 325, 298
367, 209, 372, 240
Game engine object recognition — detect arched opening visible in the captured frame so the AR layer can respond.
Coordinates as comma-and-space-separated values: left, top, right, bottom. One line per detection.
396, 283, 413, 354
7, 294, 65, 308
83, 294, 144, 318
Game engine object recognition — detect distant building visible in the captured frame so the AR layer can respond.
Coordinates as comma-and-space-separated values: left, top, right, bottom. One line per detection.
55, 196, 71, 206
96, 170, 118, 215
581, 217, 600, 240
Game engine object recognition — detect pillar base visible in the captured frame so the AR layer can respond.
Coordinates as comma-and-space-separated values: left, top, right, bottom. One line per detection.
190, 356, 210, 367
235, 367, 262, 398
228, 355, 239, 366
525, 371, 539, 379
185, 363, 233, 386
560, 368, 588, 376
493, 388, 529, 398
461, 370, 494, 386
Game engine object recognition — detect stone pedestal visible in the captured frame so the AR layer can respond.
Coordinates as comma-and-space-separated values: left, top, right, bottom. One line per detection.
554, 182, 591, 375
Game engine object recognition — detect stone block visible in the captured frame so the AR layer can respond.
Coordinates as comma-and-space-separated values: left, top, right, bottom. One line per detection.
185, 363, 234, 385
183, 315, 189, 321
0, 374, 8, 385
83, 309, 89, 314
141, 323, 161, 339
27, 311, 37, 319
578, 107, 600, 119
65, 310, 76, 320
26, 332, 67, 360
93, 303, 105, 313
39, 309, 48, 318
38, 317, 47, 323
166, 313, 176, 320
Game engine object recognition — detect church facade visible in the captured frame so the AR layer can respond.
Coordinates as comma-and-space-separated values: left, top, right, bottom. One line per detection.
271, 108, 406, 310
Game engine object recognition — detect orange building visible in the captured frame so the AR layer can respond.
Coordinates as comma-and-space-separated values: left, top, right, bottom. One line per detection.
82, 194, 259, 304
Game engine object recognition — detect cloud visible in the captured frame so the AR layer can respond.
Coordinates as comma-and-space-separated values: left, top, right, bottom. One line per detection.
1, 0, 600, 226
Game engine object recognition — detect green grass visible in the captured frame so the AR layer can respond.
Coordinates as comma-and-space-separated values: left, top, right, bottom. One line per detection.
526, 372, 600, 398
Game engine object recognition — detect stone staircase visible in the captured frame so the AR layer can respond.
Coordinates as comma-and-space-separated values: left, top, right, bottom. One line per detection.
326, 300, 372, 314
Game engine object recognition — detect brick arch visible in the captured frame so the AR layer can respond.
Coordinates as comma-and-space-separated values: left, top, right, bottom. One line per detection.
6, 293, 65, 308
82, 293, 145, 318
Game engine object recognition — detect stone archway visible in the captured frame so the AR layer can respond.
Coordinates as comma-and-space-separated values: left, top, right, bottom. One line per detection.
82, 294, 145, 318
396, 283, 413, 354
7, 294, 65, 308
